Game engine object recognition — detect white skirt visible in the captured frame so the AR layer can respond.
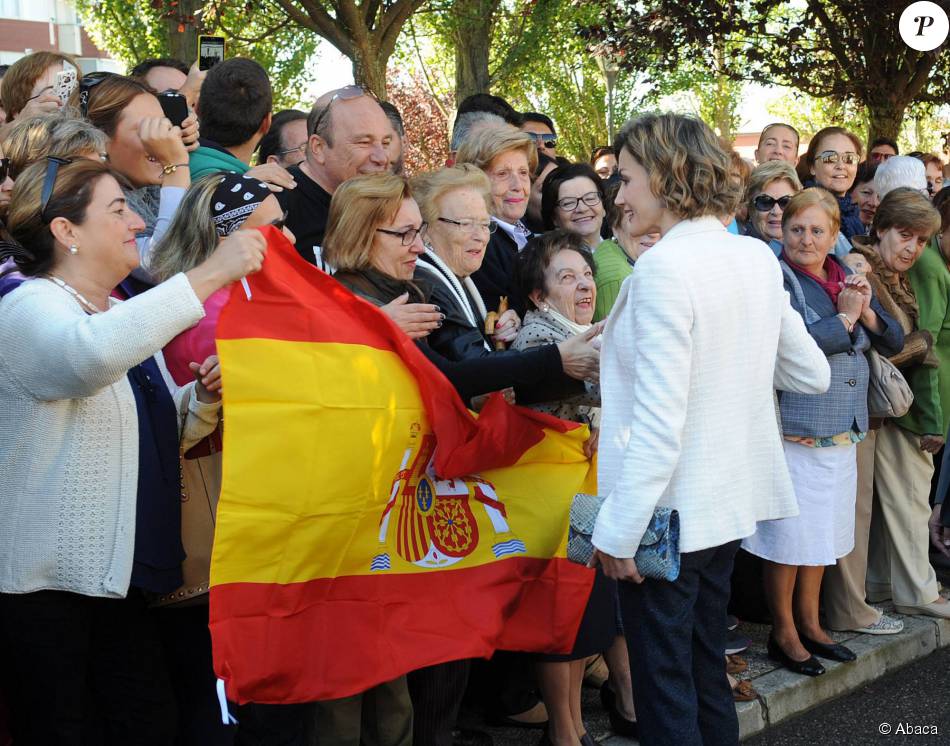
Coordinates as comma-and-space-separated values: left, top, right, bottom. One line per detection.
742, 439, 856, 566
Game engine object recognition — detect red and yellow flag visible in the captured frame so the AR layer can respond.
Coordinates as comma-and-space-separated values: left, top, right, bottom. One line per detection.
210, 227, 596, 704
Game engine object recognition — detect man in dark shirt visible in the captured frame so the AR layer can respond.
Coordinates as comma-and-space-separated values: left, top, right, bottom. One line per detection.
278, 86, 395, 269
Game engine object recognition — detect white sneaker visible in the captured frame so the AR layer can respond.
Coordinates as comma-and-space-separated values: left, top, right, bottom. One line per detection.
894, 600, 950, 619
852, 613, 904, 635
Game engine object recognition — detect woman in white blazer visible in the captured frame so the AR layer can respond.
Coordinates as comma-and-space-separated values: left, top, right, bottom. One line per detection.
0, 158, 265, 744
589, 113, 830, 746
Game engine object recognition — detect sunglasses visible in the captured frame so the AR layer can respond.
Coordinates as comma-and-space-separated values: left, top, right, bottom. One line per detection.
528, 133, 558, 149
376, 223, 427, 246
310, 85, 378, 137
269, 210, 289, 231
816, 150, 859, 165
77, 72, 115, 118
40, 156, 73, 223
753, 194, 793, 212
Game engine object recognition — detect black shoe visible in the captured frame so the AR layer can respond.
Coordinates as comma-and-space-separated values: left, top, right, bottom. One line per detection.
767, 635, 826, 676
599, 683, 638, 739
580, 733, 598, 746
725, 628, 751, 655
800, 634, 857, 662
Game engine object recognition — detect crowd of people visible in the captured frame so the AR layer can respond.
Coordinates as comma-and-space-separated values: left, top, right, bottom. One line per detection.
0, 48, 948, 746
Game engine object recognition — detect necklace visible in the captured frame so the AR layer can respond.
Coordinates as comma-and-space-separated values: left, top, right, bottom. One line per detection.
46, 275, 103, 314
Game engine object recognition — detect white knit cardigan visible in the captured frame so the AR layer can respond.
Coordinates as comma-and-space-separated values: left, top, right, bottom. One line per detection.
0, 273, 219, 598
591, 217, 831, 558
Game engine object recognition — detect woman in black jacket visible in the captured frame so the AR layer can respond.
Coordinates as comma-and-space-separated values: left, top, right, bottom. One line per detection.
320, 170, 601, 746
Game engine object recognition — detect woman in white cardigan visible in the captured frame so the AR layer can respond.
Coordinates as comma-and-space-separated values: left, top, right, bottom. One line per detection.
0, 158, 265, 744
589, 113, 830, 746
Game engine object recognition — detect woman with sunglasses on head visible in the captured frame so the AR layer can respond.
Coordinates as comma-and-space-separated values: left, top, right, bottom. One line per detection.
744, 161, 803, 256
799, 126, 866, 242
71, 73, 199, 281
0, 158, 266, 745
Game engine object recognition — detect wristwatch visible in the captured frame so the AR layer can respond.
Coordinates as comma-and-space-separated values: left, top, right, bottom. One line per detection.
161, 162, 189, 175
836, 312, 855, 332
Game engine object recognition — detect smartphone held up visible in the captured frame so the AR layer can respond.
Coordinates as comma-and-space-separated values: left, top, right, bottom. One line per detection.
198, 36, 226, 71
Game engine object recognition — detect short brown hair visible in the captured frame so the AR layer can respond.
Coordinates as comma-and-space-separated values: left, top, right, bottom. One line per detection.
73, 75, 154, 138
3, 159, 116, 276
517, 229, 595, 310
410, 164, 492, 227
871, 187, 940, 239
454, 125, 538, 175
1, 51, 80, 123
322, 173, 412, 272
612, 112, 742, 220
781, 187, 841, 236
745, 161, 802, 211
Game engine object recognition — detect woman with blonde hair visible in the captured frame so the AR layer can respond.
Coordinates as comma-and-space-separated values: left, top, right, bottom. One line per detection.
455, 125, 537, 315
590, 113, 829, 745
3, 109, 108, 178
744, 161, 802, 256
743, 188, 903, 674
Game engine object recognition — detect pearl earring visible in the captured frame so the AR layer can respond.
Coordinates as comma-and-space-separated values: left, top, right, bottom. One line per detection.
68, 244, 79, 255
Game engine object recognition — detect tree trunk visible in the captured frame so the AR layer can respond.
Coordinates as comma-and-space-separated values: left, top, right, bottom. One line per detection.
866, 99, 907, 146
352, 42, 390, 101
452, 0, 497, 102
164, 0, 200, 64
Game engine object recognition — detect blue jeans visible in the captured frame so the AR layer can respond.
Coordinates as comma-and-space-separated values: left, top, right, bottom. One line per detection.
619, 540, 741, 746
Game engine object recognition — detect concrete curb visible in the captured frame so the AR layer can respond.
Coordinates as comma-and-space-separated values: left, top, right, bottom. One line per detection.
599, 616, 950, 745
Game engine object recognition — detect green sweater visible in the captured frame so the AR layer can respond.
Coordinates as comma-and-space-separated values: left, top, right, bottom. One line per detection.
189, 145, 249, 179
898, 237, 950, 436
593, 239, 633, 322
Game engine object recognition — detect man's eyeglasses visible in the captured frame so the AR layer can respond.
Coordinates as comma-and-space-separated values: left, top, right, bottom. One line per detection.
528, 133, 557, 149
376, 223, 427, 246
556, 191, 601, 212
275, 142, 307, 158
869, 151, 896, 164
269, 210, 289, 231
816, 150, 859, 165
438, 217, 496, 234
78, 72, 115, 118
310, 85, 378, 137
40, 156, 73, 222
753, 194, 793, 212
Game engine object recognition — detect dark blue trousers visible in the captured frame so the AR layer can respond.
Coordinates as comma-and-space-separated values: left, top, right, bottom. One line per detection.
618, 540, 741, 746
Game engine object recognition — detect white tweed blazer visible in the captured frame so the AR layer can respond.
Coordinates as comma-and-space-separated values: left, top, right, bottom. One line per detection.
0, 274, 217, 597
591, 217, 831, 557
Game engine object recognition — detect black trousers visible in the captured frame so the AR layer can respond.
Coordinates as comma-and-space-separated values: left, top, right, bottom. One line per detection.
618, 540, 741, 746
0, 589, 177, 746
407, 660, 470, 746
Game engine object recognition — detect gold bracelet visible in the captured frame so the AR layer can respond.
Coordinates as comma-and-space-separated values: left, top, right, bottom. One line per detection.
161, 162, 189, 176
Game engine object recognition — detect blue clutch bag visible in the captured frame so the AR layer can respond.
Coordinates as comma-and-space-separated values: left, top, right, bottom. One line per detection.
567, 493, 680, 582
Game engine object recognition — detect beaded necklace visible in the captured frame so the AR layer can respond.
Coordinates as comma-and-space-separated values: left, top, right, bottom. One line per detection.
46, 275, 103, 314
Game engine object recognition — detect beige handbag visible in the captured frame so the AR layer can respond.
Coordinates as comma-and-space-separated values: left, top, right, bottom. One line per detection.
151, 427, 223, 606
867, 348, 914, 419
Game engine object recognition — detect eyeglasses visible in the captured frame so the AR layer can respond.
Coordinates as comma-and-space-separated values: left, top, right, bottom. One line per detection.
269, 210, 289, 231
438, 217, 496, 234
870, 151, 895, 163
27, 86, 53, 102
275, 142, 307, 157
77, 72, 115, 118
527, 133, 557, 149
40, 156, 73, 223
310, 85, 377, 137
0, 158, 10, 183
376, 223, 427, 246
753, 194, 793, 212
816, 150, 859, 165
556, 191, 601, 212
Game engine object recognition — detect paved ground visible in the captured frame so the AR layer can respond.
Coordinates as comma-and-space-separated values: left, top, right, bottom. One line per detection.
744, 645, 950, 745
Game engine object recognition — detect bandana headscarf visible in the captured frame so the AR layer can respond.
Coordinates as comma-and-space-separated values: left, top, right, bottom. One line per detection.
211, 173, 271, 237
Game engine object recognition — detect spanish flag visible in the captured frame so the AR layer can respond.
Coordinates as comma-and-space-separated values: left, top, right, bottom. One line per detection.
210, 227, 596, 704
